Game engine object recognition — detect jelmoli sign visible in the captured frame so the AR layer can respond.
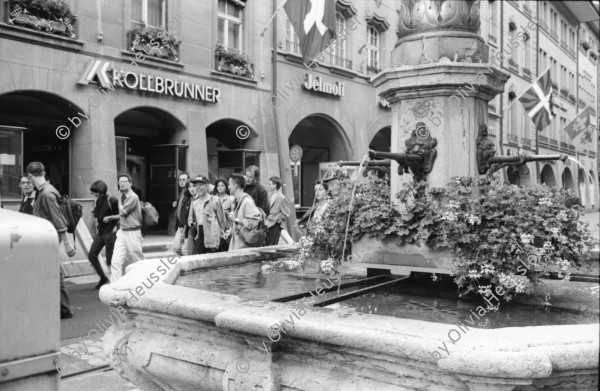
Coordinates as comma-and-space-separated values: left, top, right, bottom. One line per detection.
78, 60, 220, 103
303, 74, 344, 97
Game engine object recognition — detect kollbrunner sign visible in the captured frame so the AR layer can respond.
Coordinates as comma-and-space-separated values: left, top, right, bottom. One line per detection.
78, 60, 220, 103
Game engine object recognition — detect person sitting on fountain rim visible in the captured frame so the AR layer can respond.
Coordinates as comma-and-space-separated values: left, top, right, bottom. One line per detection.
298, 180, 323, 225
311, 182, 330, 224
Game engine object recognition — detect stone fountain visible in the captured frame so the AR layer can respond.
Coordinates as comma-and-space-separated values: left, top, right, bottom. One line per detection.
100, 1, 598, 390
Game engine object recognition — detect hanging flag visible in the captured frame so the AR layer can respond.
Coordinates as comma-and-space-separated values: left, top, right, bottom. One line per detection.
284, 0, 337, 65
518, 69, 555, 131
564, 106, 591, 141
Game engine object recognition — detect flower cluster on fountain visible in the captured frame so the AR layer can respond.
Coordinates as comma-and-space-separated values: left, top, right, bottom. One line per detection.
297, 173, 598, 307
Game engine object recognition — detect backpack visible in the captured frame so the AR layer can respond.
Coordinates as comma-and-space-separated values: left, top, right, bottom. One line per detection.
60, 195, 83, 234
59, 195, 83, 249
142, 202, 159, 228
236, 195, 267, 247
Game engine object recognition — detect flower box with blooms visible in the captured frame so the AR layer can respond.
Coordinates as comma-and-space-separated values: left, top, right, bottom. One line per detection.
568, 93, 576, 102
551, 81, 558, 90
297, 173, 598, 307
8, 0, 76, 38
522, 67, 532, 78
590, 51, 598, 61
129, 23, 181, 62
560, 87, 569, 97
215, 45, 254, 79
507, 57, 518, 69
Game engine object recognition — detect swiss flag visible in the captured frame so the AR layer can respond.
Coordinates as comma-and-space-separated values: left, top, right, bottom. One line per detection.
284, 0, 337, 65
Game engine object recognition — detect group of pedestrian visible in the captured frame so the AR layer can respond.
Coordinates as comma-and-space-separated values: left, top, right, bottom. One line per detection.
171, 166, 291, 254
15, 161, 290, 320
16, 162, 145, 319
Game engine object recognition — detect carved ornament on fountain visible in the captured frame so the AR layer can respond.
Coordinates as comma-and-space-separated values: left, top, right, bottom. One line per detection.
393, 0, 487, 66
397, 0, 481, 39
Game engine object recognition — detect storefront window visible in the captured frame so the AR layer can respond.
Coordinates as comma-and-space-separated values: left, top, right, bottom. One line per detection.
0, 127, 24, 201
218, 0, 243, 52
132, 0, 166, 27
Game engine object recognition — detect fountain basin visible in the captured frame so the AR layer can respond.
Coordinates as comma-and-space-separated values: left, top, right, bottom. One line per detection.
100, 246, 599, 391
352, 236, 454, 274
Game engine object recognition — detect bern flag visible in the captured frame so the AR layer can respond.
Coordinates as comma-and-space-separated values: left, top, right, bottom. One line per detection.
564, 106, 591, 141
284, 0, 337, 65
518, 69, 555, 131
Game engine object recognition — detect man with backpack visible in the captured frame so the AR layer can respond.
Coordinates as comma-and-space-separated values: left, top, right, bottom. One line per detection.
26, 161, 74, 319
104, 174, 144, 282
89, 180, 118, 289
228, 173, 264, 250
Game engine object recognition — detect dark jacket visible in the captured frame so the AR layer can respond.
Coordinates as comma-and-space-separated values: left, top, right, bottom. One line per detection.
175, 188, 192, 227
244, 183, 270, 215
93, 194, 119, 235
19, 191, 36, 215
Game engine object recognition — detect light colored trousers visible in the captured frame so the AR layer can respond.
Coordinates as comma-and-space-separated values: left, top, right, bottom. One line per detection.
172, 226, 188, 256
111, 229, 144, 282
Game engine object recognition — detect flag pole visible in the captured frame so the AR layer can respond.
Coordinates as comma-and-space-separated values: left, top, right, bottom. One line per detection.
260, 0, 289, 37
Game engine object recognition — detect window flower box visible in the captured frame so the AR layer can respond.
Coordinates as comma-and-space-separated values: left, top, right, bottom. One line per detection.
129, 23, 181, 62
215, 45, 254, 79
507, 57, 519, 71
551, 81, 558, 91
523, 5, 532, 16
508, 20, 516, 31
578, 98, 586, 108
581, 41, 590, 51
590, 51, 598, 61
507, 134, 519, 144
568, 93, 576, 103
367, 65, 382, 75
522, 67, 532, 79
7, 0, 76, 38
560, 87, 569, 97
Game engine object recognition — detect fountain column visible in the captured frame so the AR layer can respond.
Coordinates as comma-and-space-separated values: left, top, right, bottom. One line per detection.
372, 0, 510, 192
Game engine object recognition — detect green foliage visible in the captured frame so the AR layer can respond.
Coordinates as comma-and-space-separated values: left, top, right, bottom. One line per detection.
11, 0, 74, 20
215, 45, 254, 78
297, 174, 598, 303
130, 23, 181, 61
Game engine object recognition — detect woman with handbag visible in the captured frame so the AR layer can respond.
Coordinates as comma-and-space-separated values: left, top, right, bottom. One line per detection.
227, 173, 262, 250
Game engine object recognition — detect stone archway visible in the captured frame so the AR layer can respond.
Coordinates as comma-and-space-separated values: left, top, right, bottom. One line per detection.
288, 114, 350, 207
114, 106, 187, 232
0, 90, 87, 199
562, 167, 574, 191
540, 164, 556, 187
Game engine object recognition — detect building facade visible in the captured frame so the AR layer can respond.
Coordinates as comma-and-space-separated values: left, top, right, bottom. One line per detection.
480, 0, 599, 208
0, 0, 598, 227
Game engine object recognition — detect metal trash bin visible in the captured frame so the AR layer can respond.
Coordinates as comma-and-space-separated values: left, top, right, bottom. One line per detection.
0, 209, 61, 390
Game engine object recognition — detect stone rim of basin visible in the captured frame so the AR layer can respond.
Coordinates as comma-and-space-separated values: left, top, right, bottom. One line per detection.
99, 245, 599, 380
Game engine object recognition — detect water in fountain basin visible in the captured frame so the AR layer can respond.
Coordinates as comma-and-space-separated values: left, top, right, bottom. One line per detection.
175, 262, 599, 328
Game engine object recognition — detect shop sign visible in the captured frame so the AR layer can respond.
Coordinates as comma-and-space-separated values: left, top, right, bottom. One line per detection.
303, 74, 344, 97
78, 60, 220, 103
289, 145, 303, 163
